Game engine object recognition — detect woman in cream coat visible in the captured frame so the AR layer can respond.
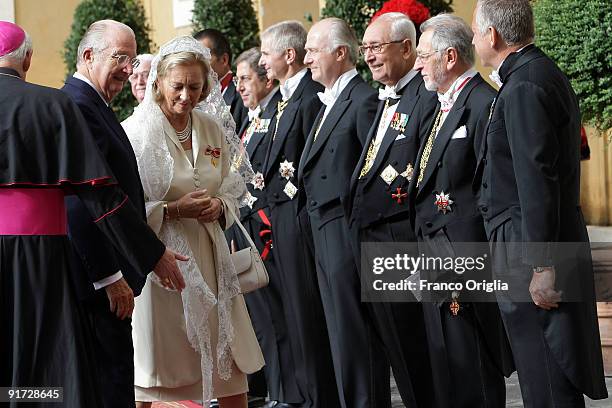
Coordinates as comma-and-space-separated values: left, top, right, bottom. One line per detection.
123, 37, 263, 408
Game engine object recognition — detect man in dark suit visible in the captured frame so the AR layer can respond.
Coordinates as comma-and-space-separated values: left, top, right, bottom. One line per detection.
230, 47, 301, 407
195, 28, 248, 126
259, 20, 339, 408
298, 18, 387, 408
471, 1, 607, 406
409, 14, 512, 407
349, 12, 438, 407
61, 20, 186, 408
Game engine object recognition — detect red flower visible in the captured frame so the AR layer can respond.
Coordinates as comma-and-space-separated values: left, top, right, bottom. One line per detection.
371, 0, 431, 26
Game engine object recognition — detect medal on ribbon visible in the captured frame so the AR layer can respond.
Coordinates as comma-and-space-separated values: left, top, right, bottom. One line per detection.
205, 145, 221, 167
390, 112, 409, 133
245, 191, 258, 208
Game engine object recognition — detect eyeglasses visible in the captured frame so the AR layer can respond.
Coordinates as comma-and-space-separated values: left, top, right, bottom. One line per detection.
415, 49, 444, 61
359, 40, 405, 56
110, 53, 140, 69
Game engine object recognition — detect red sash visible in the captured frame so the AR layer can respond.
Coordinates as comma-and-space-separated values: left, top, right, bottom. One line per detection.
0, 188, 66, 235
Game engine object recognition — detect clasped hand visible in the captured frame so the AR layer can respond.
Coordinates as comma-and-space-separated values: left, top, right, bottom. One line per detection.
529, 266, 562, 310
177, 189, 222, 223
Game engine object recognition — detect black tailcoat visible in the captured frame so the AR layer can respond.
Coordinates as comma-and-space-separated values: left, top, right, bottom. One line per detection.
348, 74, 436, 233
298, 73, 393, 408
347, 73, 439, 407
409, 74, 513, 407
261, 70, 340, 407
474, 45, 607, 401
227, 90, 302, 402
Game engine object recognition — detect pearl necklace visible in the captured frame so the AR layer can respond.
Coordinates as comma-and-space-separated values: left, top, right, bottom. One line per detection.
176, 115, 192, 143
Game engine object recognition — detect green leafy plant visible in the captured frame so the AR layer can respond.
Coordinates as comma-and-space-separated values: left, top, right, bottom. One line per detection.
63, 0, 153, 121
321, 0, 453, 84
534, 0, 612, 130
192, 0, 260, 63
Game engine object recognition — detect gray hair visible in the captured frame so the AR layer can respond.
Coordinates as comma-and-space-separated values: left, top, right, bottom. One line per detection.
0, 32, 32, 65
420, 14, 475, 67
76, 20, 134, 65
322, 17, 358, 64
476, 0, 534, 46
235, 47, 267, 79
136, 53, 154, 64
261, 20, 307, 63
374, 12, 416, 51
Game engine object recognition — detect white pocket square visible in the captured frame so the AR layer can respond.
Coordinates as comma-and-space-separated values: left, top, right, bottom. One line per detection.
451, 126, 468, 139
395, 134, 406, 141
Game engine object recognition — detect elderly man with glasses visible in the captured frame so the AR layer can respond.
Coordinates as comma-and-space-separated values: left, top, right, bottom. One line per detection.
407, 13, 513, 408
347, 11, 438, 407
60, 19, 186, 408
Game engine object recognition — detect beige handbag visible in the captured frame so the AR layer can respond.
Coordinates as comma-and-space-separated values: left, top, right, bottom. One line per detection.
227, 206, 269, 294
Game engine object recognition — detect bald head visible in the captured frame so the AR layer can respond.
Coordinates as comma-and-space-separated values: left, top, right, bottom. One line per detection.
77, 20, 135, 67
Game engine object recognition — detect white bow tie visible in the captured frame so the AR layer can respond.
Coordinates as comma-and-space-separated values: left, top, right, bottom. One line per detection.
248, 106, 261, 122
489, 70, 503, 88
378, 86, 400, 101
317, 89, 336, 106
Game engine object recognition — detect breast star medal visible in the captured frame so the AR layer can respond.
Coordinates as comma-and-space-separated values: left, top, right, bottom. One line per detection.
391, 187, 408, 204
251, 172, 265, 190
245, 191, 258, 209
400, 163, 414, 181
380, 164, 399, 185
283, 180, 298, 199
279, 160, 295, 179
434, 191, 453, 214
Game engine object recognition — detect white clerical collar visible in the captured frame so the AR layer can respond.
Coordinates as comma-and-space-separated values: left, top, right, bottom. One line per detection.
260, 86, 280, 111
280, 67, 308, 100
317, 68, 358, 106
438, 68, 478, 112
73, 72, 109, 106
490, 42, 534, 87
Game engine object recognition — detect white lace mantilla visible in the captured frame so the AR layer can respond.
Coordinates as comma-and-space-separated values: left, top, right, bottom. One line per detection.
123, 36, 252, 406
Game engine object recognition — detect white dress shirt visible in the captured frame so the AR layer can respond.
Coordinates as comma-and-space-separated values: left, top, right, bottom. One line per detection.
280, 68, 308, 101
436, 68, 478, 132
317, 68, 358, 124
373, 69, 420, 147
490, 43, 534, 87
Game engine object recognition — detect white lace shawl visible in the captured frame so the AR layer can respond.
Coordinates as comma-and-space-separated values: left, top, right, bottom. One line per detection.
122, 36, 252, 406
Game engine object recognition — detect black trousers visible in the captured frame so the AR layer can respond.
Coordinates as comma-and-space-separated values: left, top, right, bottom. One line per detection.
309, 209, 391, 408
269, 201, 339, 408
356, 219, 437, 408
490, 220, 585, 408
239, 213, 299, 402
84, 290, 136, 408
420, 229, 506, 408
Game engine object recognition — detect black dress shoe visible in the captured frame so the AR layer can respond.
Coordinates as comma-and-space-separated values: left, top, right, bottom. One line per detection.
273, 403, 301, 408
248, 396, 267, 407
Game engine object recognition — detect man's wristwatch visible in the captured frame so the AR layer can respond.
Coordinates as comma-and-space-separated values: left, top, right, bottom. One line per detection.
533, 266, 552, 273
